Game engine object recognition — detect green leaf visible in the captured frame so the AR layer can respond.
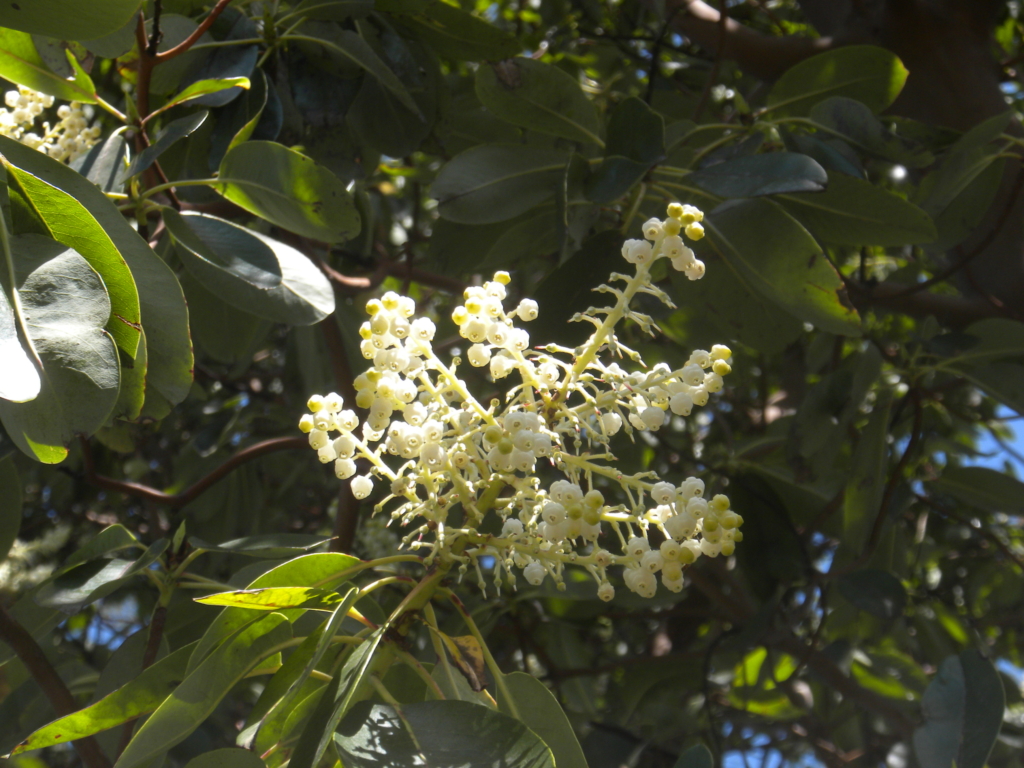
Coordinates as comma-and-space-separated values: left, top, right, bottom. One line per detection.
188, 552, 360, 674
119, 112, 209, 184
190, 534, 330, 559
111, 328, 145, 421
291, 25, 419, 115
333, 700, 556, 768
0, 456, 20, 562
586, 98, 663, 202
4, 159, 142, 358
703, 198, 861, 336
767, 45, 908, 116
178, 271, 272, 365
807, 97, 934, 167
585, 157, 651, 205
937, 318, 1024, 366
116, 614, 292, 768
155, 77, 251, 117
71, 131, 129, 194
675, 744, 714, 768
929, 465, 1024, 514
0, 235, 119, 463
837, 569, 907, 619
64, 524, 140, 570
428, 206, 560, 277
164, 210, 335, 325
80, 10, 139, 58
183, 748, 266, 768
777, 173, 937, 246
195, 586, 345, 611
0, 135, 193, 415
498, 672, 587, 768
842, 391, 892, 555
958, 650, 1005, 768
475, 58, 603, 146
291, 0, 374, 21
377, 0, 519, 62
0, 268, 39, 403
11, 642, 195, 754
953, 362, 1024, 417
0, 0, 142, 40
0, 28, 96, 103
216, 141, 361, 243
35, 539, 168, 611
148, 15, 209, 96
432, 143, 570, 224
687, 152, 827, 198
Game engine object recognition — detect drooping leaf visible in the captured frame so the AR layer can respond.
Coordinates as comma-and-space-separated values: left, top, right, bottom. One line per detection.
153, 79, 250, 120
0, 275, 39, 403
0, 0, 142, 40
377, 0, 519, 61
929, 465, 1024, 513
190, 534, 330, 559
686, 152, 827, 198
807, 97, 933, 167
777, 173, 937, 246
183, 749, 266, 768
584, 98, 665, 203
0, 135, 193, 415
0, 456, 21, 562
177, 9, 258, 107
334, 700, 556, 768
475, 58, 603, 146
215, 141, 361, 243
958, 650, 1005, 768
178, 271, 272, 365
4, 159, 142, 358
432, 143, 570, 224
70, 131, 129, 194
841, 391, 892, 556
35, 539, 168, 611
498, 672, 588, 768
702, 198, 861, 336
291, 0, 374, 21
11, 642, 195, 754
0, 235, 119, 463
429, 206, 561, 277
148, 14, 210, 96
767, 45, 908, 116
120, 112, 210, 185
952, 362, 1024, 417
164, 210, 335, 325
674, 744, 714, 768
837, 569, 907, 619
116, 615, 292, 768
0, 28, 96, 103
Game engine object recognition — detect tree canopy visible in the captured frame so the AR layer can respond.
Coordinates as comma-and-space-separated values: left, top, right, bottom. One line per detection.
0, 2, 1022, 768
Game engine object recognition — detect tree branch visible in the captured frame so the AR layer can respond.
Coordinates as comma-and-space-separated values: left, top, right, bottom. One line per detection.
80, 435, 306, 508
0, 605, 112, 768
155, 0, 234, 63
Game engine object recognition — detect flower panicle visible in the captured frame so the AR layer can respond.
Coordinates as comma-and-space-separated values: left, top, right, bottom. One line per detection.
299, 202, 742, 601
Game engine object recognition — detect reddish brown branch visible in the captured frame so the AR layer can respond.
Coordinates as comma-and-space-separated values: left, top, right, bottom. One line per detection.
155, 0, 234, 63
80, 436, 306, 508
0, 605, 112, 768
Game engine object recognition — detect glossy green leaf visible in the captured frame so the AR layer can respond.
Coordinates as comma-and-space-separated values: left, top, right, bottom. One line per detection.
476, 58, 603, 146
767, 45, 908, 116
807, 97, 933, 167
4, 159, 142, 357
0, 235, 119, 463
687, 152, 827, 198
154, 78, 250, 119
11, 642, 195, 754
432, 143, 570, 224
498, 672, 588, 768
377, 0, 519, 61
0, 0, 141, 40
0, 271, 39, 403
0, 135, 193, 414
71, 131, 129, 194
216, 141, 361, 243
291, 0, 374, 20
837, 569, 907, 619
291, 24, 418, 114
190, 534, 330, 559
164, 210, 335, 325
64, 524, 140, 570
842, 391, 892, 555
188, 552, 360, 674
954, 362, 1024, 416
703, 198, 861, 336
35, 539, 167, 611
112, 326, 147, 421
345, 59, 435, 158
333, 700, 555, 768
195, 586, 344, 611
0, 28, 96, 103
958, 650, 1005, 768
929, 465, 1024, 513
777, 173, 937, 246
116, 614, 292, 768
178, 271, 272, 365
184, 748, 266, 768
148, 14, 209, 96
429, 206, 560, 277
675, 744, 714, 768
80, 10, 138, 58
604, 96, 664, 165
119, 112, 209, 183
0, 456, 20, 562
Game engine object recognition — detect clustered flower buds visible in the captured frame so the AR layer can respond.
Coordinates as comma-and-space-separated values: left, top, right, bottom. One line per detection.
300, 203, 742, 600
0, 87, 101, 163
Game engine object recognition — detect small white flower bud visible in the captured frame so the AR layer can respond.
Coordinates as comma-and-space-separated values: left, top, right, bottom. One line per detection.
597, 582, 615, 601
317, 444, 337, 463
334, 458, 356, 479
351, 475, 373, 499
309, 429, 329, 450
626, 536, 650, 559
601, 412, 622, 436
640, 406, 666, 430
468, 343, 491, 367
641, 218, 662, 240
641, 550, 664, 573
651, 482, 675, 505
516, 299, 539, 321
524, 561, 546, 586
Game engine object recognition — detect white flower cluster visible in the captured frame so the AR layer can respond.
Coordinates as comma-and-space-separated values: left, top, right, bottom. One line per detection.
300, 203, 742, 601
0, 87, 101, 163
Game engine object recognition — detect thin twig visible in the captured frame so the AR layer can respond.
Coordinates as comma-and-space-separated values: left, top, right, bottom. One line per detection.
0, 605, 112, 768
155, 0, 234, 63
